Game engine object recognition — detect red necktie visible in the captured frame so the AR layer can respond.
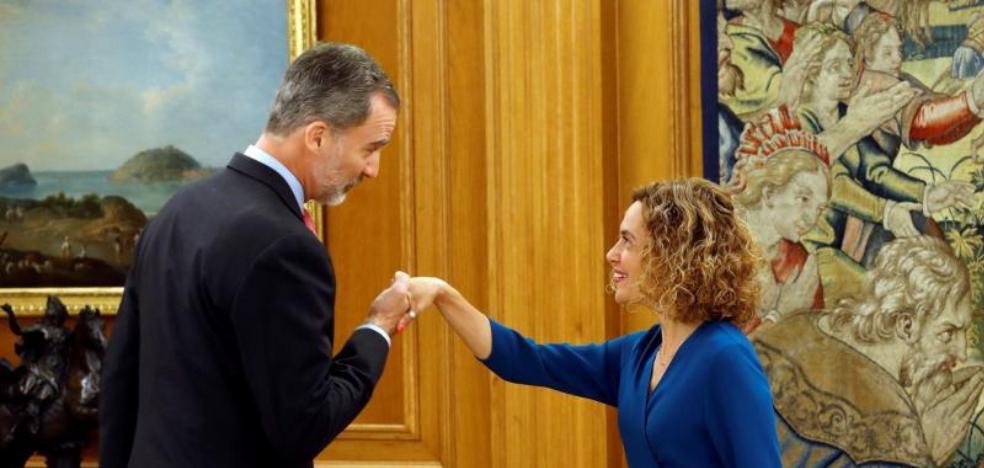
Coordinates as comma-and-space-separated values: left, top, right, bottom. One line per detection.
302, 210, 317, 235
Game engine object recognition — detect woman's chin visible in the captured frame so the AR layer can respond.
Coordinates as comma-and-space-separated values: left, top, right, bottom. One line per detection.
614, 289, 640, 306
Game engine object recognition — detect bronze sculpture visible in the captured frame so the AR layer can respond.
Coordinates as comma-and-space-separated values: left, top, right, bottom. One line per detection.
0, 296, 106, 468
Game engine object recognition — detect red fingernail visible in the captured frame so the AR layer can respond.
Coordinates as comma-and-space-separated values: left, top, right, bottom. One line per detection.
397, 323, 405, 333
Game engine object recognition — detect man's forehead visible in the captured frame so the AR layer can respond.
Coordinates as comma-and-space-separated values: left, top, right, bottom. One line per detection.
352, 110, 396, 140
934, 293, 973, 325
366, 104, 397, 133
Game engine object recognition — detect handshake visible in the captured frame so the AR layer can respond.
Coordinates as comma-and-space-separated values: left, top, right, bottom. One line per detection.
363, 271, 449, 337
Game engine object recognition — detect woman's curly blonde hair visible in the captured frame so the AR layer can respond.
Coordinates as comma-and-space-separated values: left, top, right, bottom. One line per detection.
632, 179, 761, 326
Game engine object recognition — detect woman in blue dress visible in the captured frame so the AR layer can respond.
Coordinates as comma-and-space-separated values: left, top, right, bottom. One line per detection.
407, 178, 781, 467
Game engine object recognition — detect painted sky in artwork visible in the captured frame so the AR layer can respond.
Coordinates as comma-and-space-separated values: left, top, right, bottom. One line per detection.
0, 0, 287, 171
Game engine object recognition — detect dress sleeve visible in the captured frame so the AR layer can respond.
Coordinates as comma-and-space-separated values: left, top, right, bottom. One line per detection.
704, 343, 782, 467
479, 319, 633, 406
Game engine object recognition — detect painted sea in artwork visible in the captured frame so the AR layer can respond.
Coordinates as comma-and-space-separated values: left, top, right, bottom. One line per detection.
0, 1, 288, 287
3, 170, 191, 215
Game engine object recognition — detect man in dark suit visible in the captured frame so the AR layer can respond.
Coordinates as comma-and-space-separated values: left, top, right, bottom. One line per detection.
99, 43, 410, 467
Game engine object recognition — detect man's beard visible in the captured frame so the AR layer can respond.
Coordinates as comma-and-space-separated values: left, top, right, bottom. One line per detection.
314, 152, 363, 206
901, 346, 954, 411
322, 176, 363, 206
323, 185, 349, 207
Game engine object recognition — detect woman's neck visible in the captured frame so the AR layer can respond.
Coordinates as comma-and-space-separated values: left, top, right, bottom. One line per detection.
658, 315, 701, 357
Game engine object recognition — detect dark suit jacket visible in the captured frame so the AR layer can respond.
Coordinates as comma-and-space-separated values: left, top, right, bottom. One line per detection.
99, 154, 389, 467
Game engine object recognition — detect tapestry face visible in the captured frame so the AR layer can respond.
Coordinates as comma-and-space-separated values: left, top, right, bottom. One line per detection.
707, 1, 984, 465
0, 2, 287, 287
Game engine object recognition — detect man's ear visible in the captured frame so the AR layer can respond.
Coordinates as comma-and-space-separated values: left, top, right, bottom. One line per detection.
896, 310, 920, 344
303, 121, 332, 151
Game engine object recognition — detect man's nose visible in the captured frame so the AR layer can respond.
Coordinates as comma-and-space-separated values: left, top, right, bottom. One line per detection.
363, 153, 380, 179
952, 332, 968, 363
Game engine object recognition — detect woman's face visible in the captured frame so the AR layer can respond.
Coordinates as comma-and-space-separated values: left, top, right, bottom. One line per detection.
763, 167, 829, 242
814, 40, 855, 101
868, 27, 903, 76
606, 201, 649, 305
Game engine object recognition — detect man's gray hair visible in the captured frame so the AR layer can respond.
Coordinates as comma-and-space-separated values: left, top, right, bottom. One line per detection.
265, 42, 399, 136
829, 236, 970, 343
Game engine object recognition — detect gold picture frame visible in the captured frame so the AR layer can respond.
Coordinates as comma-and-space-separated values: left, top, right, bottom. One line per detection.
1, 0, 318, 316
288, 0, 326, 243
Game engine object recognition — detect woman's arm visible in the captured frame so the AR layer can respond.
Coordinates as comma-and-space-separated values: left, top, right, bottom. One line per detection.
408, 277, 628, 406
705, 344, 781, 467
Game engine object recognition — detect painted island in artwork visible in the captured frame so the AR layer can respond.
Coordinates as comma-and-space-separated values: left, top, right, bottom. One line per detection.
0, 1, 288, 287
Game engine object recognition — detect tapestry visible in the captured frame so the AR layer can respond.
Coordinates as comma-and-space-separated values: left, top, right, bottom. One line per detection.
702, 1, 984, 465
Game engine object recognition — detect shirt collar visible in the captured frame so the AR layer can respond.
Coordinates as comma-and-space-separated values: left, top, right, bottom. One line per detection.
242, 144, 305, 211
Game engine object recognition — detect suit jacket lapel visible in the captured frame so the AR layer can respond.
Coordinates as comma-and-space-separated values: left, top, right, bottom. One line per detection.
226, 153, 304, 220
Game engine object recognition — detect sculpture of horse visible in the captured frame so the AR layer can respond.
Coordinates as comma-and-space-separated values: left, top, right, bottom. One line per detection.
0, 300, 107, 468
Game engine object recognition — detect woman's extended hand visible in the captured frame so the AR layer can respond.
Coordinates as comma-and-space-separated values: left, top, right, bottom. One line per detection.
407, 276, 449, 314
405, 276, 492, 358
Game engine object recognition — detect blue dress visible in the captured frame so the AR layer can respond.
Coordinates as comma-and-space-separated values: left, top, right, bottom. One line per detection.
481, 318, 781, 467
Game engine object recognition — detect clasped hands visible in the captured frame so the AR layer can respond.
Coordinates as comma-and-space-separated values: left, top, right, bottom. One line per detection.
364, 271, 447, 336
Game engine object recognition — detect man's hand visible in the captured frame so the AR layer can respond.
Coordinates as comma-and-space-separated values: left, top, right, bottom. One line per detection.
844, 81, 919, 135
778, 33, 822, 107
407, 277, 449, 313
365, 271, 412, 336
806, 0, 860, 26
921, 366, 984, 465
883, 201, 921, 238
821, 82, 919, 162
925, 181, 976, 214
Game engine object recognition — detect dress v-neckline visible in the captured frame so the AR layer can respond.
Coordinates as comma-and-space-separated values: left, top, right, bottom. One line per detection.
648, 349, 672, 394
646, 322, 707, 396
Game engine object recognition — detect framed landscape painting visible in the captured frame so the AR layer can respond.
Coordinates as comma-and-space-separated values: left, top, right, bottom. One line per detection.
0, 0, 315, 314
